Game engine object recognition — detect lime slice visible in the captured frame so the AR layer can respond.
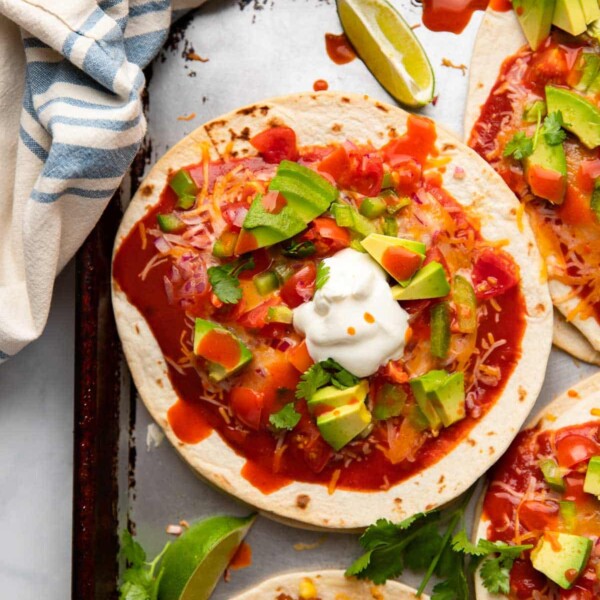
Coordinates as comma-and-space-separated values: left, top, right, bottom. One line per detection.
157, 514, 256, 600
337, 0, 435, 107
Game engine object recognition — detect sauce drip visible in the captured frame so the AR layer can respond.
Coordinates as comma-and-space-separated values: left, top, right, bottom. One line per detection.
325, 33, 356, 64
421, 0, 510, 34
229, 541, 252, 571
313, 79, 329, 91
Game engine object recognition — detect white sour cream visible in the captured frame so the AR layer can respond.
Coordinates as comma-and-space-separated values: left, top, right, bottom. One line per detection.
293, 248, 409, 378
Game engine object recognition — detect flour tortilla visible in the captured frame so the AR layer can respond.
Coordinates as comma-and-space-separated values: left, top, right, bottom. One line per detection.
230, 570, 423, 600
473, 371, 600, 599
112, 91, 552, 529
466, 7, 600, 359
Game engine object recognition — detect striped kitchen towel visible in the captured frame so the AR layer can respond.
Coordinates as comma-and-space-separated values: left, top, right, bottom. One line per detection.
0, 0, 206, 363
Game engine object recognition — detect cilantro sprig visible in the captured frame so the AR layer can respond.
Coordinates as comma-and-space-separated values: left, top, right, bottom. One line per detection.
295, 359, 360, 400
346, 487, 532, 598
269, 402, 301, 431
315, 261, 330, 290
119, 530, 170, 600
282, 240, 316, 258
503, 132, 533, 160
207, 256, 255, 304
542, 111, 568, 146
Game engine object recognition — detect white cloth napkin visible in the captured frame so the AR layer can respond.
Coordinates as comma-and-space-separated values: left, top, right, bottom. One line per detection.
0, 0, 205, 363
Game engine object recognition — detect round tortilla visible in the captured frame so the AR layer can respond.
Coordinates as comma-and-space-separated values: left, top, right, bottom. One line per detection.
230, 570, 423, 600
465, 7, 600, 358
112, 91, 552, 529
473, 371, 600, 599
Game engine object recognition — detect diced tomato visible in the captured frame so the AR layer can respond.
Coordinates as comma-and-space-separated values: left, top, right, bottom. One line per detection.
382, 114, 437, 166
557, 183, 596, 226
392, 156, 422, 194
287, 340, 314, 373
238, 297, 281, 329
472, 248, 519, 300
311, 217, 350, 248
381, 246, 422, 282
423, 246, 449, 273
250, 126, 299, 163
280, 263, 316, 308
382, 360, 409, 384
518, 500, 558, 532
317, 146, 351, 181
563, 473, 587, 503
222, 200, 251, 230
509, 559, 547, 599
556, 434, 599, 468
259, 322, 289, 339
230, 387, 264, 431
526, 47, 569, 88
526, 164, 566, 204
260, 191, 287, 214
234, 229, 258, 255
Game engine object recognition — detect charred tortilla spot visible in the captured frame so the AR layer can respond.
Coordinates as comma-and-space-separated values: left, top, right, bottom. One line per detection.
487, 431, 496, 436
375, 102, 389, 113
518, 386, 527, 402
296, 494, 310, 509
387, 126, 397, 138
467, 438, 476, 447
156, 379, 163, 388
535, 303, 546, 315
510, 207, 516, 216
241, 148, 249, 155
205, 119, 226, 133
331, 123, 343, 133
425, 503, 435, 510
236, 105, 258, 116
134, 324, 140, 334
441, 143, 456, 152
341, 97, 350, 103
228, 126, 251, 141
488, 446, 494, 455
140, 184, 154, 196
268, 117, 284, 128
438, 475, 445, 484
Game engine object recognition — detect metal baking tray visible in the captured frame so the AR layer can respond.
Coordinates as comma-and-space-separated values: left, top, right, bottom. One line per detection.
72, 1, 599, 597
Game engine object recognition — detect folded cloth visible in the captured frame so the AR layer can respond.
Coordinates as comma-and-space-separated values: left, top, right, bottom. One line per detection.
0, 0, 205, 363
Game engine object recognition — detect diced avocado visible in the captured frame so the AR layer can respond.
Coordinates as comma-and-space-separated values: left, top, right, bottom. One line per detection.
580, 0, 600, 24
268, 160, 338, 222
157, 213, 185, 233
359, 197, 387, 219
531, 532, 592, 589
524, 133, 567, 204
553, 0, 587, 36
409, 371, 446, 431
539, 458, 565, 492
430, 302, 450, 359
253, 270, 279, 296
266, 305, 293, 324
430, 372, 465, 428
574, 53, 600, 92
316, 401, 372, 451
515, 0, 556, 50
308, 380, 369, 414
212, 231, 238, 258
391, 262, 450, 301
559, 500, 577, 533
361, 233, 425, 285
193, 319, 252, 382
373, 383, 407, 420
331, 202, 375, 237
583, 455, 600, 497
546, 85, 600, 149
523, 100, 547, 123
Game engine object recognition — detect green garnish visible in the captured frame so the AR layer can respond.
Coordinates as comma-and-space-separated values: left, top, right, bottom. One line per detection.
316, 261, 330, 290
207, 256, 255, 304
296, 359, 359, 400
346, 487, 532, 598
269, 403, 302, 431
119, 530, 170, 600
430, 302, 450, 359
503, 132, 534, 160
542, 111, 568, 146
592, 179, 600, 221
169, 169, 198, 210
282, 240, 316, 258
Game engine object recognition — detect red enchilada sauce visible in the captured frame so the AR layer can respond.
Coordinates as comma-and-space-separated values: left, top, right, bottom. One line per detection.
482, 421, 600, 598
469, 33, 600, 326
421, 0, 511, 35
113, 118, 526, 493
325, 33, 356, 65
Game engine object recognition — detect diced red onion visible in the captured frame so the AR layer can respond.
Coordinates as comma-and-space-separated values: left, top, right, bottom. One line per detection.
154, 236, 171, 254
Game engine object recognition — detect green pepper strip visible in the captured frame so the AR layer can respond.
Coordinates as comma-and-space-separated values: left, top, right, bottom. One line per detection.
453, 275, 477, 334
430, 302, 450, 359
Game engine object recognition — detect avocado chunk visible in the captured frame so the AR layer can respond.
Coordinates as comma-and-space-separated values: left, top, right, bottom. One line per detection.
539, 458, 565, 492
361, 233, 425, 285
524, 131, 567, 204
266, 305, 294, 324
373, 383, 407, 420
573, 52, 600, 92
531, 532, 592, 589
559, 500, 577, 533
583, 455, 600, 497
391, 262, 450, 301
546, 85, 600, 149
515, 0, 556, 50
580, 0, 600, 24
316, 401, 372, 451
409, 371, 445, 431
193, 318, 252, 382
553, 0, 587, 36
523, 100, 547, 123
308, 380, 369, 414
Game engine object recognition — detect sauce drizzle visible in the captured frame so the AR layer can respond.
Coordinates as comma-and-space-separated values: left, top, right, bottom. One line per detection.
325, 33, 356, 65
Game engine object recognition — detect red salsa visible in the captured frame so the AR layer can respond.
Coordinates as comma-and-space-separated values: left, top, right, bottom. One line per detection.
113, 117, 526, 493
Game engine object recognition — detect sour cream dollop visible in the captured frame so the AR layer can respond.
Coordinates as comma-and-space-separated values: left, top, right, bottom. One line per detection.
293, 248, 409, 378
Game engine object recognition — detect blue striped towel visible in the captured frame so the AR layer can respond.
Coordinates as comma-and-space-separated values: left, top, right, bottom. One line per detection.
0, 0, 205, 363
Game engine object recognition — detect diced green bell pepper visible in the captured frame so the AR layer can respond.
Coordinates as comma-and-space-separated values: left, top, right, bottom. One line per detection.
331, 202, 375, 237
381, 172, 395, 189
453, 275, 477, 334
592, 179, 600, 221
559, 500, 576, 532
253, 270, 280, 296
430, 302, 450, 359
274, 263, 294, 284
539, 458, 565, 492
382, 216, 399, 237
373, 383, 407, 420
169, 169, 198, 209
212, 231, 238, 258
359, 197, 387, 219
157, 212, 185, 233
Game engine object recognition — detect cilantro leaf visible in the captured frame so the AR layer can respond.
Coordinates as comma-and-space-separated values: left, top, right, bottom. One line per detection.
207, 256, 255, 304
269, 403, 301, 431
321, 358, 359, 389
315, 261, 330, 290
431, 568, 469, 600
345, 550, 373, 577
542, 111, 568, 146
451, 529, 487, 556
282, 240, 316, 258
478, 539, 532, 560
121, 530, 146, 567
503, 132, 533, 160
480, 556, 511, 595
295, 362, 330, 400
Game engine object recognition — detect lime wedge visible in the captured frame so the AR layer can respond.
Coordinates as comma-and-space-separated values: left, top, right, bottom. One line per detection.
157, 514, 256, 600
337, 0, 435, 107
